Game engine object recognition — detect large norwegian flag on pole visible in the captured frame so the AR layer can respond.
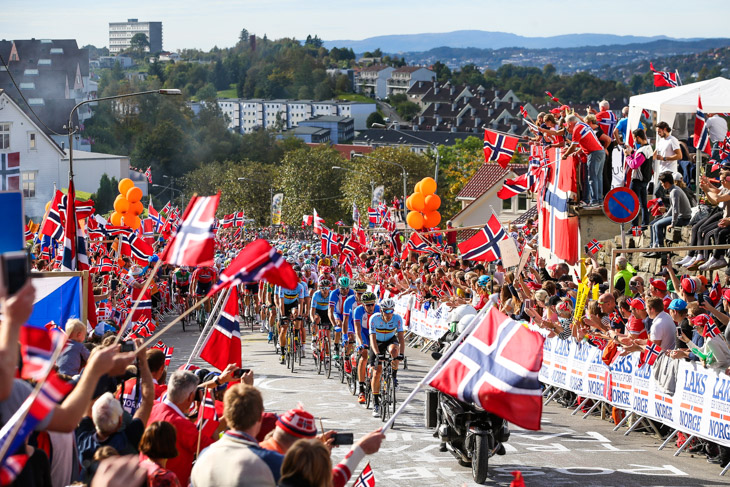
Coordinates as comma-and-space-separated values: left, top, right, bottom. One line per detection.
650, 62, 680, 88
61, 181, 90, 272
694, 95, 712, 155
483, 129, 519, 169
200, 287, 242, 370
497, 173, 528, 200
320, 226, 341, 256
427, 306, 544, 431
539, 148, 579, 264
161, 192, 220, 267
458, 214, 508, 262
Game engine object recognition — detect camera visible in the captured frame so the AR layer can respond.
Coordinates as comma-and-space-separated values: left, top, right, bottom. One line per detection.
232, 368, 250, 379
120, 341, 136, 353
332, 432, 354, 446
0, 251, 30, 296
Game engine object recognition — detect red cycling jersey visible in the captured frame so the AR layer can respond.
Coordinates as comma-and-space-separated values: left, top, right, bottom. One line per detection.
193, 266, 217, 284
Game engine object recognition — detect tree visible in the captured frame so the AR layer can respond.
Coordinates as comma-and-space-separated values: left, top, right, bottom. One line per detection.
91, 174, 118, 215
129, 33, 150, 57
437, 136, 487, 219
314, 79, 333, 100
196, 83, 218, 100
366, 111, 385, 128
239, 28, 249, 44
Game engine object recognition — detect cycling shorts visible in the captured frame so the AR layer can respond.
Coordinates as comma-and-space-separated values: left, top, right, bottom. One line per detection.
282, 301, 299, 319
175, 283, 189, 295
368, 336, 399, 365
195, 282, 212, 297
315, 309, 331, 326
245, 282, 259, 293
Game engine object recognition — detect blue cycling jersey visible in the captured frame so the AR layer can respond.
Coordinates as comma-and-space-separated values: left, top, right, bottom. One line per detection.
353, 304, 380, 343
329, 288, 354, 318
310, 290, 331, 311
279, 282, 308, 304
343, 294, 359, 318
368, 312, 404, 342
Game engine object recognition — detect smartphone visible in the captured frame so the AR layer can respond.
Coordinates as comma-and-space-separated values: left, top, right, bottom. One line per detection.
1, 250, 30, 296
676, 328, 683, 338
332, 432, 354, 446
232, 368, 251, 379
120, 341, 136, 352
660, 255, 668, 266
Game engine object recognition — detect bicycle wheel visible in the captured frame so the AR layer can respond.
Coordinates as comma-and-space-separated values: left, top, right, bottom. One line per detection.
365, 379, 372, 409
297, 329, 303, 367
180, 302, 186, 332
249, 304, 255, 332
315, 339, 322, 375
390, 372, 398, 414
381, 374, 391, 421
339, 351, 346, 384
324, 337, 332, 379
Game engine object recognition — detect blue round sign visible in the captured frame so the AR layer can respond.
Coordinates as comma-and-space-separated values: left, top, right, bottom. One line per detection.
603, 187, 640, 224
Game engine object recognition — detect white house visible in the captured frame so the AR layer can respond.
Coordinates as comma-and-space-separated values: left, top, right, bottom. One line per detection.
356, 65, 395, 100
0, 89, 130, 220
386, 66, 436, 96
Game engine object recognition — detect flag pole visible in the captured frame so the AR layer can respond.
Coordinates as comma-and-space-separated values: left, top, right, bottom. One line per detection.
186, 287, 231, 365
114, 258, 164, 345
139, 295, 211, 349
381, 304, 491, 431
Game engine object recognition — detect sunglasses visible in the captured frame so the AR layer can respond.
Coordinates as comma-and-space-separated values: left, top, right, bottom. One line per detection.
364, 303, 375, 307
383, 309, 394, 313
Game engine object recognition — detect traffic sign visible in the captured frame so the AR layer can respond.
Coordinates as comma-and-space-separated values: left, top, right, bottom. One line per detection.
603, 187, 640, 224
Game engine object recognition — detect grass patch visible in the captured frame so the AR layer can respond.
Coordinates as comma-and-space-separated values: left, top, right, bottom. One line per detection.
336, 93, 375, 103
217, 83, 238, 98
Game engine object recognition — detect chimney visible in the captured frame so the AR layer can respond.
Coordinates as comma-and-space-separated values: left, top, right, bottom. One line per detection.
474, 117, 481, 126
450, 85, 455, 95
436, 115, 442, 125
432, 126, 437, 132
488, 108, 493, 117
480, 96, 485, 104
494, 90, 500, 97
452, 102, 457, 111
419, 116, 425, 124
435, 102, 440, 112
511, 101, 516, 110
456, 116, 462, 126
451, 126, 457, 133
434, 85, 440, 94
418, 81, 422, 88
470, 107, 476, 116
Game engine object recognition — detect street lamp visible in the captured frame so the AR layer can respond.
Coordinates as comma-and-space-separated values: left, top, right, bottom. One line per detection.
332, 165, 377, 202
237, 177, 277, 227
371, 122, 440, 186
66, 89, 182, 181
152, 183, 183, 206
351, 153, 408, 216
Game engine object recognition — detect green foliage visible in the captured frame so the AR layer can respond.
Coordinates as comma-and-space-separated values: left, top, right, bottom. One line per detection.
91, 174, 118, 215
366, 111, 385, 128
437, 136, 485, 219
387, 94, 420, 121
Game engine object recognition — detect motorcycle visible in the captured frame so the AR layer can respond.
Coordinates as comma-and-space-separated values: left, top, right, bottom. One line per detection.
424, 307, 510, 484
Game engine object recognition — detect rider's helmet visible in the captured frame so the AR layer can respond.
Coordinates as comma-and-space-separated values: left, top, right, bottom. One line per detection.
353, 281, 368, 293
318, 277, 331, 288
380, 297, 396, 311
361, 292, 377, 304
337, 276, 350, 289
476, 275, 490, 288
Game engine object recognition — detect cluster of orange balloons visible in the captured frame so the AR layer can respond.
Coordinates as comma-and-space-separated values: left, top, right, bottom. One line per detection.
110, 178, 144, 230
406, 177, 441, 230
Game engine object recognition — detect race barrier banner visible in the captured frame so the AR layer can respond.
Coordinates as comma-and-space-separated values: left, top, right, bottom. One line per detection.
395, 295, 450, 340
539, 335, 730, 447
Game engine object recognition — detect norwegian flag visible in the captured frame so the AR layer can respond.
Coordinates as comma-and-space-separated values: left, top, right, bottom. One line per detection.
638, 340, 663, 368
353, 221, 367, 247
86, 216, 106, 241
335, 220, 345, 226
694, 95, 712, 155
427, 307, 544, 430
0, 454, 28, 485
232, 211, 246, 227
497, 173, 529, 200
377, 202, 388, 217
161, 192, 220, 267
19, 324, 66, 381
61, 181, 90, 272
389, 229, 403, 257
148, 202, 164, 231
0, 372, 73, 480
631, 226, 642, 237
222, 214, 234, 228
352, 463, 375, 487
210, 239, 298, 294
367, 207, 381, 226
195, 388, 220, 439
162, 201, 172, 215
540, 148, 579, 264
133, 317, 156, 337
650, 63, 680, 88
404, 232, 437, 255
121, 232, 155, 265
702, 315, 722, 338
709, 273, 723, 305
321, 226, 341, 256
24, 223, 33, 242
0, 152, 20, 191
40, 191, 65, 240
720, 132, 730, 160
587, 239, 603, 255
152, 340, 174, 366
641, 108, 651, 120
232, 227, 242, 239
458, 215, 507, 262
545, 91, 560, 103
483, 129, 519, 169
93, 257, 115, 274
352, 202, 360, 223
144, 166, 152, 183
596, 110, 617, 138
200, 287, 242, 370
519, 105, 529, 118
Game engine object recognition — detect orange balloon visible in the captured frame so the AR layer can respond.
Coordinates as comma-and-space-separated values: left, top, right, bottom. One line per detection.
406, 195, 414, 211
126, 186, 143, 203
414, 181, 422, 194
110, 211, 123, 226
411, 192, 425, 212
124, 214, 141, 230
406, 211, 424, 230
130, 201, 144, 216
114, 196, 130, 213
424, 194, 441, 212
420, 177, 437, 196
423, 211, 441, 228
118, 178, 134, 196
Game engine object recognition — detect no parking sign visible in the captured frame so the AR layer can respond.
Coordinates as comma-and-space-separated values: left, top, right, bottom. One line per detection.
603, 188, 639, 224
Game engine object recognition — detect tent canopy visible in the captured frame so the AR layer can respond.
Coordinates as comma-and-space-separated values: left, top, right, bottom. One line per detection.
627, 77, 730, 135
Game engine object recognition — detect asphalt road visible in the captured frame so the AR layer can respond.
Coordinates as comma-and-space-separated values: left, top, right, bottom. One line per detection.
159, 315, 728, 486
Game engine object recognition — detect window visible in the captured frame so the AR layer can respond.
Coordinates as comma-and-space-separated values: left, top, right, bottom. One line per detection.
50, 48, 63, 54
19, 82, 35, 89
502, 198, 512, 211
22, 171, 36, 198
38, 59, 51, 65
0, 123, 9, 149
28, 132, 36, 150
518, 194, 528, 211
28, 98, 44, 106
24, 69, 39, 75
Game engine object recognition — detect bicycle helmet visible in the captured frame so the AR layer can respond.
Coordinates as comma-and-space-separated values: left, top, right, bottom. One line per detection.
338, 276, 350, 289
353, 281, 368, 292
361, 292, 377, 304
318, 278, 331, 288
320, 265, 332, 275
380, 297, 396, 310
477, 275, 490, 288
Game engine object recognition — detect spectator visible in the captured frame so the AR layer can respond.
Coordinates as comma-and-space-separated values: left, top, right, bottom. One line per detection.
562, 114, 606, 207
646, 296, 677, 350
626, 297, 649, 339
446, 221, 458, 253
613, 256, 634, 296
260, 408, 318, 454
139, 421, 182, 487
625, 128, 653, 229
653, 121, 682, 189
278, 439, 331, 487
118, 348, 168, 415
56, 318, 91, 376
706, 113, 729, 160
645, 172, 691, 255
191, 384, 283, 487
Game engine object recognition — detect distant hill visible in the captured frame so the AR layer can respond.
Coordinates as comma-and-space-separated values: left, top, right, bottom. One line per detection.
323, 30, 698, 53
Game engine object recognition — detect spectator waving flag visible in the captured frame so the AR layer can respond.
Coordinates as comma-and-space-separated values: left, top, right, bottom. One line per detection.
210, 239, 298, 295
587, 239, 603, 255
352, 463, 375, 487
161, 192, 220, 267
638, 340, 663, 368
152, 341, 174, 366
321, 226, 341, 256
540, 147, 579, 265
121, 232, 155, 265
427, 306, 544, 430
19, 324, 66, 381
483, 129, 518, 169
200, 287, 242, 370
40, 191, 65, 240
458, 215, 508, 262
148, 201, 164, 231
61, 181, 90, 272
694, 95, 712, 155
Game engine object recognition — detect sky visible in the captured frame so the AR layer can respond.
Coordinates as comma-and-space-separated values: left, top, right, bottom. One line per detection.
1, 0, 724, 51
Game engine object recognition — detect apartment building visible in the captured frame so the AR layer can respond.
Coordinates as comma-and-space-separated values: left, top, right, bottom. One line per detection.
109, 19, 163, 54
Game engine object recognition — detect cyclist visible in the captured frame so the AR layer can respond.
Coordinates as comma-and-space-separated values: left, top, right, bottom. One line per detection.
277, 271, 309, 364
172, 266, 192, 310
353, 291, 380, 404
328, 276, 354, 360
302, 264, 318, 293
260, 280, 277, 340
368, 297, 405, 417
242, 281, 261, 326
191, 265, 217, 313
342, 281, 368, 362
309, 278, 333, 354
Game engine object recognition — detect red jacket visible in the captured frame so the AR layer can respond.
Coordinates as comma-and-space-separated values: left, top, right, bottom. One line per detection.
147, 401, 215, 487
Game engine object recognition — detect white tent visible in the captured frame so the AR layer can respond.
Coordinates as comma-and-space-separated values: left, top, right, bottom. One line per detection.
627, 76, 730, 134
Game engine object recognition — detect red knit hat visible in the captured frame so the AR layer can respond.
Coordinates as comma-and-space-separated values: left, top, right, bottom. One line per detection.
276, 408, 317, 438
